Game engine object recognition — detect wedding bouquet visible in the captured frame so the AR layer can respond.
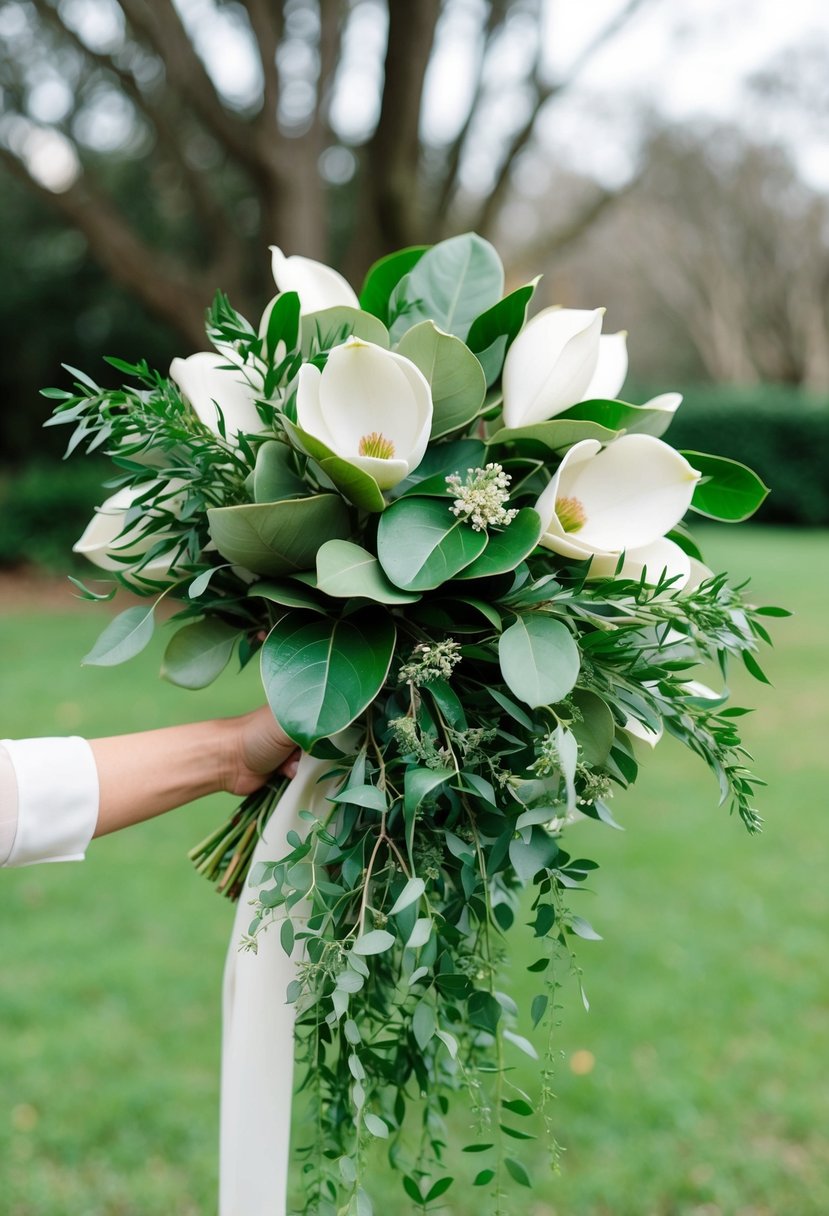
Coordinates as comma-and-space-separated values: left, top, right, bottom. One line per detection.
48, 234, 781, 1213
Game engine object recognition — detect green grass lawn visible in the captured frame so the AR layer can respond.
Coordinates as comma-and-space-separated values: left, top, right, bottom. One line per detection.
1, 526, 826, 1215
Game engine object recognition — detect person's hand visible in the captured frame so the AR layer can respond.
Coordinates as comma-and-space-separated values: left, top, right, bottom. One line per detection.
225, 707, 300, 796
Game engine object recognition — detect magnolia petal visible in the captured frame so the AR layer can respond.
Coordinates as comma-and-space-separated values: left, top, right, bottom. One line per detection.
73, 485, 182, 578
170, 352, 263, 443
317, 339, 432, 457
581, 331, 628, 402
502, 307, 603, 428
345, 454, 410, 490
556, 435, 700, 552
270, 246, 358, 314
684, 556, 714, 591
622, 713, 663, 749
588, 537, 691, 588
295, 363, 337, 448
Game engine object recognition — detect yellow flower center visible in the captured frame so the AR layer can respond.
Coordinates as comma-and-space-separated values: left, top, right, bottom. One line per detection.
556, 495, 587, 534
358, 432, 396, 460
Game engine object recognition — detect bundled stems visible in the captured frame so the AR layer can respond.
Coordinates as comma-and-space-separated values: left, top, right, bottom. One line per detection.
188, 776, 291, 900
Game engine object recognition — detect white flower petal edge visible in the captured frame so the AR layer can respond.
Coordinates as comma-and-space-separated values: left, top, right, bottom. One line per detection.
641, 390, 683, 416
502, 307, 604, 428
621, 713, 663, 749
73, 484, 182, 579
170, 352, 263, 444
295, 337, 433, 490
588, 536, 691, 588
270, 246, 359, 314
580, 331, 628, 402
535, 435, 701, 559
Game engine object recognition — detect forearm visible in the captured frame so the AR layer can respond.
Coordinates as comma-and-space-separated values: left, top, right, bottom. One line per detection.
90, 717, 239, 838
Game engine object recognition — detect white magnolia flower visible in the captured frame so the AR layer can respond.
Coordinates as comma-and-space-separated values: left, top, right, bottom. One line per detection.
269, 246, 359, 315
295, 337, 432, 490
73, 484, 184, 580
588, 535, 692, 588
502, 306, 603, 428
580, 331, 628, 401
535, 435, 701, 561
170, 352, 263, 444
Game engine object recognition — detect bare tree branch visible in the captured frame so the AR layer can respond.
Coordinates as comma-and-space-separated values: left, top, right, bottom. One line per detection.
431, 0, 511, 229
242, 0, 283, 130
0, 145, 209, 349
472, 0, 653, 235
364, 0, 442, 251
117, 0, 267, 181
515, 179, 639, 268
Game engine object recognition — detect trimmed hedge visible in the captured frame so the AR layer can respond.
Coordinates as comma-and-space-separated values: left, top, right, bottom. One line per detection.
0, 459, 110, 571
658, 384, 829, 526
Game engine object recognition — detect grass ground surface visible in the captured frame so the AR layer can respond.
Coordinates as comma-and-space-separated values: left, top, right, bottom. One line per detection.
1, 526, 826, 1215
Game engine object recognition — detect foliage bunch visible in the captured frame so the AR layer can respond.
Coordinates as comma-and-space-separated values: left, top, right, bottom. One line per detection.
48, 235, 782, 1213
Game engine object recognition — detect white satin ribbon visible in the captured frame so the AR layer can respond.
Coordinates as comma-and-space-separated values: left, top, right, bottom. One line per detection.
219, 751, 334, 1216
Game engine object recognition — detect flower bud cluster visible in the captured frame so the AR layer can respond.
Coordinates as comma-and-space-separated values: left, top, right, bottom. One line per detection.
398, 639, 462, 686
446, 463, 519, 532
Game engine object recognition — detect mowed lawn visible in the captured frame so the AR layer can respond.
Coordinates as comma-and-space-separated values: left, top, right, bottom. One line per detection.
0, 527, 826, 1216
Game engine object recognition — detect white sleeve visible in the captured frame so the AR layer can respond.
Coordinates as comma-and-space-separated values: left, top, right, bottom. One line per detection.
0, 738, 99, 868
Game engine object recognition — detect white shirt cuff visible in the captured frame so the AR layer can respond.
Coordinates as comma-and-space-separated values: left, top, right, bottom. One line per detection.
1, 737, 99, 867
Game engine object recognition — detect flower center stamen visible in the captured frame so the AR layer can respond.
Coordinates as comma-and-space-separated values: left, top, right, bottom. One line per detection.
556, 495, 587, 533
358, 431, 396, 460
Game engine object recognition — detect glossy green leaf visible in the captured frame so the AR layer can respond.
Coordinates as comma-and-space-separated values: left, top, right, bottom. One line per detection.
403, 768, 454, 867
504, 1157, 532, 1187
261, 607, 396, 749
283, 418, 386, 512
396, 321, 486, 438
251, 440, 306, 502
391, 233, 504, 342
316, 539, 420, 603
82, 603, 156, 667
466, 278, 539, 386
359, 245, 428, 322
161, 618, 239, 689
455, 509, 542, 579
682, 451, 770, 521
396, 438, 487, 498
208, 494, 351, 576
487, 417, 618, 452
561, 396, 678, 438
412, 1000, 436, 1048
377, 495, 488, 591
247, 580, 326, 613
498, 614, 580, 707
405, 918, 433, 949
263, 290, 300, 360
473, 1170, 495, 1187
300, 306, 389, 356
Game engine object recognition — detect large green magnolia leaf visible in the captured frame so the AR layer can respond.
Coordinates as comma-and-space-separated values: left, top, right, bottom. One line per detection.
359, 246, 429, 323
396, 321, 486, 438
454, 509, 543, 580
283, 419, 386, 512
487, 418, 618, 452
377, 496, 488, 591
207, 494, 351, 576
498, 614, 580, 708
161, 618, 239, 689
391, 233, 504, 343
316, 539, 420, 603
395, 438, 487, 499
300, 306, 389, 356
261, 608, 396, 750
262, 290, 301, 361
560, 397, 677, 439
683, 451, 770, 521
466, 279, 540, 387
250, 440, 306, 503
